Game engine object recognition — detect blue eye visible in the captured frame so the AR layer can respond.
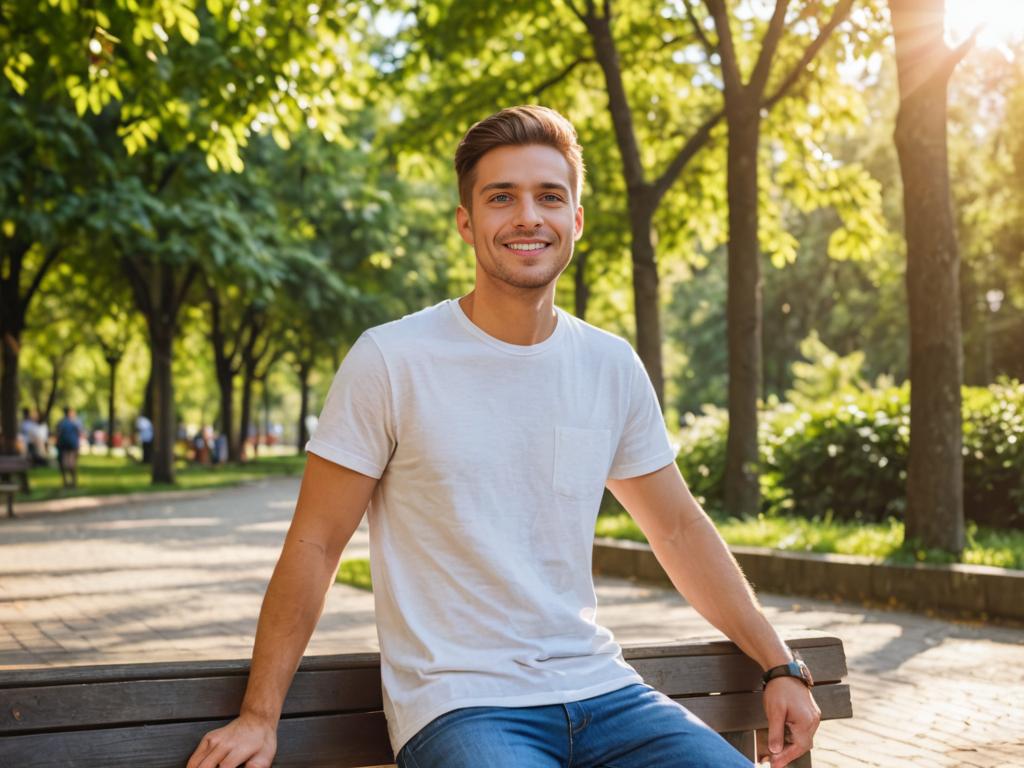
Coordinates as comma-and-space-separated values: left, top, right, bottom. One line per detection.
491, 193, 512, 203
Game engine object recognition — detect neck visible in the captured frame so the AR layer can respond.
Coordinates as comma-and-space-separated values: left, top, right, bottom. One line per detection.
459, 280, 558, 346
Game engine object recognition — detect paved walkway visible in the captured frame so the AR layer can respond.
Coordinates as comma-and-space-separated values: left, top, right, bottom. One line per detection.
1, 479, 1021, 767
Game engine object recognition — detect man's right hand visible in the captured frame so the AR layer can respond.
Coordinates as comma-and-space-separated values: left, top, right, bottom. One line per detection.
186, 714, 277, 768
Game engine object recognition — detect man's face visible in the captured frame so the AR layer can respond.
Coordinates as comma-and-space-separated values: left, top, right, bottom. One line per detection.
456, 144, 584, 292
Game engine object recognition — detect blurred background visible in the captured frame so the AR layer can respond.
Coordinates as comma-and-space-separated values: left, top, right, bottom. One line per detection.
2, 0, 1022, 567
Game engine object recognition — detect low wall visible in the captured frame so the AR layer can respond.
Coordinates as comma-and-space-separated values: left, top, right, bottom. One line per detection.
592, 538, 1024, 622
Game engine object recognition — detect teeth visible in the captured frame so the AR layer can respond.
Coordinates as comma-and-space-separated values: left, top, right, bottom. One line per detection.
506, 243, 547, 251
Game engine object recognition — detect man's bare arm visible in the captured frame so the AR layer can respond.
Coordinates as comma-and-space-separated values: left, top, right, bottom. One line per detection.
607, 463, 819, 768
187, 454, 379, 768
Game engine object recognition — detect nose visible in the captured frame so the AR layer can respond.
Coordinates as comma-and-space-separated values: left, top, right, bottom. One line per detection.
513, 197, 543, 229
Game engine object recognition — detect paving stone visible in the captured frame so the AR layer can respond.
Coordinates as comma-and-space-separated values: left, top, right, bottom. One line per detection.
1, 477, 1022, 767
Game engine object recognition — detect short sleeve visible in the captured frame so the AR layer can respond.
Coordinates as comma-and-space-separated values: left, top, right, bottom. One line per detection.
305, 333, 396, 478
607, 351, 677, 480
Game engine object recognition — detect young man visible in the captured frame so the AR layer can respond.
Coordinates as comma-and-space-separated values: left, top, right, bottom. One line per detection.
187, 106, 819, 768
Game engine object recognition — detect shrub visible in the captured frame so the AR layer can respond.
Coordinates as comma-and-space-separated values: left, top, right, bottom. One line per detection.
764, 387, 909, 523
962, 381, 1024, 528
673, 380, 1024, 528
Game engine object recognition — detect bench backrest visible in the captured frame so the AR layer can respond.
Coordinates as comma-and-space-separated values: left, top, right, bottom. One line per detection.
0, 633, 850, 767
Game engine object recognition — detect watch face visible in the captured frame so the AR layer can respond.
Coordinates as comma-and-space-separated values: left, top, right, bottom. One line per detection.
795, 659, 814, 686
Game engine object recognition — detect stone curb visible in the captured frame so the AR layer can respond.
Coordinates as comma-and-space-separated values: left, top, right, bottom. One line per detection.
593, 537, 1024, 622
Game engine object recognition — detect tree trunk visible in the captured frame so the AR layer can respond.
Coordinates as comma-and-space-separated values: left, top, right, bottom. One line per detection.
890, 0, 966, 553
149, 323, 176, 483
574, 249, 589, 321
239, 367, 255, 462
0, 333, 18, 455
106, 354, 120, 456
585, 10, 665, 404
297, 359, 311, 453
208, 287, 242, 462
0, 242, 27, 455
42, 355, 61, 425
723, 103, 763, 519
629, 193, 664, 403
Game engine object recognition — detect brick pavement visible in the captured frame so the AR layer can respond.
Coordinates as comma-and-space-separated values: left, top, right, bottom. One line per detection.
1, 478, 1021, 767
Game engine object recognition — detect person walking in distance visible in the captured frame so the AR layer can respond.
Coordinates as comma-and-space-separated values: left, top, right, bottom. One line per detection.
55, 406, 83, 489
188, 106, 818, 768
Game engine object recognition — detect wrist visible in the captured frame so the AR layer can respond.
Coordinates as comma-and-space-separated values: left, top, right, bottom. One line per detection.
761, 654, 814, 689
239, 705, 280, 728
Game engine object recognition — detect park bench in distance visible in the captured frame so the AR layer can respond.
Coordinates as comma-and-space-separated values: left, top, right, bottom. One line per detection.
0, 631, 851, 767
0, 454, 30, 518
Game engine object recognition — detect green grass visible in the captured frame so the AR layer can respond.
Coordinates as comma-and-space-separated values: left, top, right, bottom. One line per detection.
20, 452, 307, 502
595, 512, 1024, 570
336, 558, 373, 591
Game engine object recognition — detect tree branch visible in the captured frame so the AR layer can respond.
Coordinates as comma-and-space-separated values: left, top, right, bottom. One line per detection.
562, 0, 587, 25
120, 255, 153, 318
154, 158, 181, 196
749, 0, 791, 97
703, 0, 742, 94
761, 0, 854, 112
532, 56, 594, 98
684, 0, 715, 58
652, 107, 725, 203
21, 244, 61, 321
173, 263, 200, 314
585, 11, 647, 189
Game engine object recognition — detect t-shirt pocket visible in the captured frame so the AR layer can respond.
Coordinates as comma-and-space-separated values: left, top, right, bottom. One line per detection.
553, 426, 611, 499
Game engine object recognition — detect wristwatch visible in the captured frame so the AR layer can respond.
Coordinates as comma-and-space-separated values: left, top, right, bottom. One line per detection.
762, 655, 814, 689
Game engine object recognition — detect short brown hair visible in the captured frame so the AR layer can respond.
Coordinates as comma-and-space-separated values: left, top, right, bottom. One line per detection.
454, 105, 585, 209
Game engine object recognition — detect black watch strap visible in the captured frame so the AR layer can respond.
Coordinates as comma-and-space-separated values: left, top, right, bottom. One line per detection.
762, 659, 814, 689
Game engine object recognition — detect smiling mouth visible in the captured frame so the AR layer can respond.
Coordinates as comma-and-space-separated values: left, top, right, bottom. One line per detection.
504, 242, 550, 253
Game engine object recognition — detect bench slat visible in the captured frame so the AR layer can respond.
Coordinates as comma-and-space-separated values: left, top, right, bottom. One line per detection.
0, 647, 846, 734
0, 686, 851, 768
0, 711, 391, 768
0, 634, 841, 687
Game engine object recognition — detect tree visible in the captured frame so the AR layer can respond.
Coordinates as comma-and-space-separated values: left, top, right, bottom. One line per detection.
3, 0, 373, 478
700, 0, 864, 517
889, 0, 974, 553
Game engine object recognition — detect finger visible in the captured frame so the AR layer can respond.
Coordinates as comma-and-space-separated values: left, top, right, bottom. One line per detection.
766, 705, 786, 757
186, 735, 213, 768
219, 746, 255, 768
195, 740, 232, 768
770, 728, 813, 768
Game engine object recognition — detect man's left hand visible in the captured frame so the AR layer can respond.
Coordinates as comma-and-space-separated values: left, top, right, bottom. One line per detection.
760, 676, 820, 767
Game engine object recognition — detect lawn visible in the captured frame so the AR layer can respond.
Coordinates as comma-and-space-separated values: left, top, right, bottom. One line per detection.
19, 452, 307, 502
336, 558, 374, 591
595, 511, 1024, 570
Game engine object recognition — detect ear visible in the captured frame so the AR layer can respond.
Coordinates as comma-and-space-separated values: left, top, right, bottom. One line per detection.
456, 205, 474, 246
573, 204, 585, 241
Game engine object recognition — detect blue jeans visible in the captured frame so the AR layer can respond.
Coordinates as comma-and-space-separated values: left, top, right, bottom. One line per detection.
396, 683, 755, 767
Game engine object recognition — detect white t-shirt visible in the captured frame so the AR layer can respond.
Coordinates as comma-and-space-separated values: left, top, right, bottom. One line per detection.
307, 299, 676, 754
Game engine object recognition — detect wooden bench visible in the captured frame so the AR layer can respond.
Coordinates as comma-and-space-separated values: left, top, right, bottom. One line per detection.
0, 632, 850, 767
0, 454, 30, 518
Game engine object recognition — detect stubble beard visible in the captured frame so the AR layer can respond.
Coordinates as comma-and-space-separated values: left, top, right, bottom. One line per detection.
481, 242, 573, 291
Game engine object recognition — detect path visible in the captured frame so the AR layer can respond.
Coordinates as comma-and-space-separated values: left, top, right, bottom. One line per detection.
1, 478, 1021, 766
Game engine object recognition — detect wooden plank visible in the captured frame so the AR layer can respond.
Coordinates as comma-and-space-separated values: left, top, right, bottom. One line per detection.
1, 649, 845, 735
0, 652, 382, 688
680, 684, 851, 733
1, 667, 383, 734
632, 644, 847, 696
0, 712, 393, 768
720, 730, 756, 760
0, 633, 840, 687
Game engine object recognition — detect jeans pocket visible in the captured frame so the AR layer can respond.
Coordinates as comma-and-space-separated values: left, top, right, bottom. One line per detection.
553, 426, 610, 499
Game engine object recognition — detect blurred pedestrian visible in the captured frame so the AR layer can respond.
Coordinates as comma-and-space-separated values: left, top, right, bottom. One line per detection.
55, 406, 83, 488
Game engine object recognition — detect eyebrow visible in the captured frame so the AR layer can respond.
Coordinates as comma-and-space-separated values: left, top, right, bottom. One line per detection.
480, 181, 571, 196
